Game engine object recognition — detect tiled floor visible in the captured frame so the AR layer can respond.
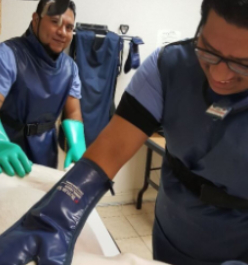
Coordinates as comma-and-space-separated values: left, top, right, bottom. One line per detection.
96, 202, 155, 260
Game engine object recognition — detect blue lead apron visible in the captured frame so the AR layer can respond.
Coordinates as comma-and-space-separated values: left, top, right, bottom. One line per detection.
154, 39, 248, 264
1, 28, 73, 168
74, 30, 121, 147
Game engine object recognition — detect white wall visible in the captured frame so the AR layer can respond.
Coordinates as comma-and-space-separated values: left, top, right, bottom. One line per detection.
0, 0, 201, 204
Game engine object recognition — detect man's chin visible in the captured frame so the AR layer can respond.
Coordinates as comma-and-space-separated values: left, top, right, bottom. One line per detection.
50, 46, 64, 54
209, 82, 244, 96
43, 44, 63, 59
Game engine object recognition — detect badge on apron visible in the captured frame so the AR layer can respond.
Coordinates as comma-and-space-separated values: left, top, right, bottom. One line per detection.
206, 104, 232, 120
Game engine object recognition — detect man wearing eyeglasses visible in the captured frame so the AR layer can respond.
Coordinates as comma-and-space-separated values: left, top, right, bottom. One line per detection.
86, 0, 248, 264
111, 1, 248, 262
1, 0, 248, 264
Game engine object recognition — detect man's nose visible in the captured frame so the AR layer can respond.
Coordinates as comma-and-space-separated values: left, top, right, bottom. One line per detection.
209, 61, 235, 81
57, 25, 66, 37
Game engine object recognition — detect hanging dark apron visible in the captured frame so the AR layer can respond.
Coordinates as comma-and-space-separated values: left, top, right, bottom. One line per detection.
0, 28, 73, 168
74, 30, 121, 147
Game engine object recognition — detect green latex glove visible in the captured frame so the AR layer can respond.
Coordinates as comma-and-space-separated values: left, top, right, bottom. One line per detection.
0, 120, 32, 178
62, 119, 86, 169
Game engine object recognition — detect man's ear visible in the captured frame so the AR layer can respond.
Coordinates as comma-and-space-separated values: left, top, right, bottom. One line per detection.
32, 12, 40, 34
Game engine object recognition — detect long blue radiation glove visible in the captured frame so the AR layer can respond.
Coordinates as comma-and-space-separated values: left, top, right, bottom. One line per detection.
0, 158, 114, 264
62, 119, 86, 169
0, 119, 32, 177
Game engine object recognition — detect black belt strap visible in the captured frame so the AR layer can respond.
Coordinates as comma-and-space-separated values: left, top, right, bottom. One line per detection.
166, 149, 248, 210
0, 112, 56, 136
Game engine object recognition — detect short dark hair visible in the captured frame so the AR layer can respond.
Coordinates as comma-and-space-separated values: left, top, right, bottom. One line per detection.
201, 0, 248, 28
36, 0, 76, 18
194, 0, 248, 38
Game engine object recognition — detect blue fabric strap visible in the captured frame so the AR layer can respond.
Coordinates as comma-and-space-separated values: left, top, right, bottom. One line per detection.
124, 37, 144, 74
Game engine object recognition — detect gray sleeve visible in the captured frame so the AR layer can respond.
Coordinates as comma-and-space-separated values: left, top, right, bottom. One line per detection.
68, 62, 82, 99
125, 48, 163, 123
0, 43, 17, 98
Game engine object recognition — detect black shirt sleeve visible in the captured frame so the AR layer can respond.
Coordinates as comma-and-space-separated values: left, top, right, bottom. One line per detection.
115, 91, 160, 136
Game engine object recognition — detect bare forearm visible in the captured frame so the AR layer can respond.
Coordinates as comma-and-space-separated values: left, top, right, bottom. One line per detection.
0, 94, 5, 110
83, 115, 148, 179
64, 96, 82, 121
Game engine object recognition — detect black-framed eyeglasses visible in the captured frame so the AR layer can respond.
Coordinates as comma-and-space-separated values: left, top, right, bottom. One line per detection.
194, 46, 248, 76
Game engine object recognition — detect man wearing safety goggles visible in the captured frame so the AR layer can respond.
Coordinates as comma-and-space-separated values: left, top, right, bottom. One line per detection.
0, 0, 86, 177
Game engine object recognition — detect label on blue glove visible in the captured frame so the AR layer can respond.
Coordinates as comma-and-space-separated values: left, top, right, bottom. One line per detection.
57, 181, 84, 203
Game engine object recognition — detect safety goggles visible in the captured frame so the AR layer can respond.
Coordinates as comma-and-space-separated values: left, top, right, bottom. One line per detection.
194, 46, 248, 76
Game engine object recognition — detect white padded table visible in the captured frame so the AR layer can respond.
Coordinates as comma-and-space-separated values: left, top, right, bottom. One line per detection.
0, 164, 167, 265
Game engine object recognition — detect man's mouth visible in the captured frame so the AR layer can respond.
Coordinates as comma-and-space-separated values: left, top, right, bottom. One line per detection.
53, 39, 65, 44
219, 80, 231, 84
209, 76, 234, 91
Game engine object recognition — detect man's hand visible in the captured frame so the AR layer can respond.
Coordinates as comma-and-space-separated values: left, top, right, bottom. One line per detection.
63, 96, 86, 169
64, 142, 86, 169
63, 119, 86, 169
0, 141, 32, 177
0, 158, 112, 265
0, 116, 32, 178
